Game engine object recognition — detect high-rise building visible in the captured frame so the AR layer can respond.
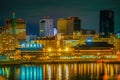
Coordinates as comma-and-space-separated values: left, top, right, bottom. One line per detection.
5, 19, 26, 34
99, 10, 114, 37
57, 18, 73, 34
39, 18, 54, 37
69, 16, 81, 32
5, 18, 26, 39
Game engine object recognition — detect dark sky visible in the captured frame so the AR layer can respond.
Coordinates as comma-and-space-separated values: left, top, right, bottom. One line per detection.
0, 0, 120, 35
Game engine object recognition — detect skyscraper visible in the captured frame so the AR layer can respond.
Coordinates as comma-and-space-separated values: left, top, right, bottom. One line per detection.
99, 10, 114, 37
69, 16, 81, 32
5, 18, 26, 39
5, 19, 26, 34
39, 18, 54, 37
57, 18, 73, 34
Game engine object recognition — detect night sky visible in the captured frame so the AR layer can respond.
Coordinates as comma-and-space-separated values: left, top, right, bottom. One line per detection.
0, 0, 120, 35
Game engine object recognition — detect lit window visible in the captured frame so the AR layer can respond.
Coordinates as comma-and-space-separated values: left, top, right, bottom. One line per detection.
86, 37, 93, 42
21, 43, 25, 47
30, 44, 33, 47
40, 44, 42, 47
65, 47, 69, 52
26, 44, 29, 47
33, 44, 36, 47
47, 48, 52, 52
37, 44, 39, 47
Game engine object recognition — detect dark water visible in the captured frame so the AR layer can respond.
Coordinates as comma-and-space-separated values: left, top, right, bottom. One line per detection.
0, 63, 120, 80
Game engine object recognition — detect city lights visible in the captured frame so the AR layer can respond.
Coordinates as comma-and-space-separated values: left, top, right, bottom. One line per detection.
65, 47, 69, 52
58, 48, 61, 52
0, 0, 120, 79
47, 48, 52, 52
0, 9, 119, 74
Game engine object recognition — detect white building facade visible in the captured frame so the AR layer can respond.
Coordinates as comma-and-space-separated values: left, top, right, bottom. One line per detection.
39, 19, 54, 37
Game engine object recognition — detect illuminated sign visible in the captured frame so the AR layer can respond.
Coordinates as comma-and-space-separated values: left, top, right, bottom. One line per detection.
19, 42, 44, 51
86, 37, 93, 42
21, 43, 43, 48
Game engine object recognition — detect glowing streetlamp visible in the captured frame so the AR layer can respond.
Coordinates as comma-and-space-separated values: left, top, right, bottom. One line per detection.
47, 48, 52, 52
57, 48, 62, 56
65, 47, 69, 52
58, 48, 62, 52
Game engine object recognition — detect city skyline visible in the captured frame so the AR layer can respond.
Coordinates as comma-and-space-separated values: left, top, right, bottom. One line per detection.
0, 0, 120, 35
100, 10, 114, 37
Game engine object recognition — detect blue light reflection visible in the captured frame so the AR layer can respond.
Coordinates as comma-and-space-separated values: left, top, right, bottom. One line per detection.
20, 65, 43, 80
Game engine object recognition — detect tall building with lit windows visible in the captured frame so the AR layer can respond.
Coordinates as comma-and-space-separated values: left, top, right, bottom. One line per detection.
39, 18, 54, 37
69, 16, 81, 32
5, 19, 26, 34
99, 10, 114, 37
5, 18, 26, 39
57, 18, 73, 34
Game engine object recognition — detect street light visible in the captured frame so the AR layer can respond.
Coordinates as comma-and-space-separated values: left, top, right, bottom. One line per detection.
47, 48, 52, 52
65, 47, 69, 52
58, 48, 62, 52
57, 48, 62, 56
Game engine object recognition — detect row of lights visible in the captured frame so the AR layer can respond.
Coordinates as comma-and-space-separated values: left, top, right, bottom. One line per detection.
46, 47, 70, 52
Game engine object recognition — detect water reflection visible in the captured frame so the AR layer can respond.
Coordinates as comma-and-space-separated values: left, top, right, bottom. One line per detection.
20, 65, 43, 80
0, 63, 120, 80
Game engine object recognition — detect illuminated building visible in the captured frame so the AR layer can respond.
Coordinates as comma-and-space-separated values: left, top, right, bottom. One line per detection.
1, 33, 16, 50
39, 18, 54, 37
5, 18, 26, 34
57, 17, 81, 34
5, 12, 26, 35
57, 18, 73, 35
0, 13, 27, 51
114, 32, 120, 50
114, 38, 120, 51
5, 18, 26, 39
99, 10, 114, 37
55, 29, 98, 48
35, 39, 56, 49
56, 28, 115, 55
0, 27, 17, 51
17, 41, 44, 51
69, 16, 81, 32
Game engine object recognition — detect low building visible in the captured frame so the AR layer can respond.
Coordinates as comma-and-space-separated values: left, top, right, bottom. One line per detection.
73, 42, 114, 56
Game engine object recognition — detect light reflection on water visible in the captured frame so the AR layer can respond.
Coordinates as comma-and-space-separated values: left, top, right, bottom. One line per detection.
0, 63, 120, 80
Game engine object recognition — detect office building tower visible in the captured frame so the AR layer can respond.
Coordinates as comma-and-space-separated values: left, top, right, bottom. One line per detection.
69, 16, 81, 32
99, 10, 114, 37
57, 18, 73, 34
5, 18, 26, 39
5, 19, 26, 34
39, 18, 54, 37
